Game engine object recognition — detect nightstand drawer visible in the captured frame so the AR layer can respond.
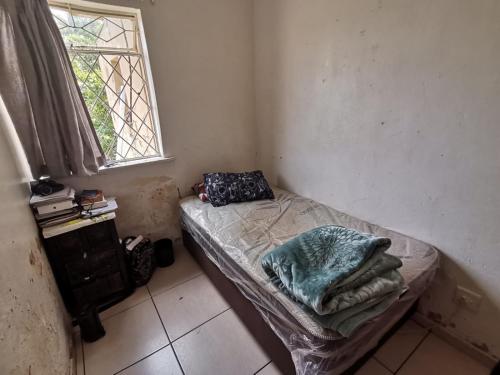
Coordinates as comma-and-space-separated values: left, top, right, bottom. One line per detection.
91, 250, 121, 277
65, 259, 92, 286
42, 218, 132, 316
73, 272, 126, 307
82, 221, 116, 251
48, 230, 86, 259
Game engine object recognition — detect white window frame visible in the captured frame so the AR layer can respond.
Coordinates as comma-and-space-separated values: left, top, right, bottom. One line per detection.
49, 0, 165, 167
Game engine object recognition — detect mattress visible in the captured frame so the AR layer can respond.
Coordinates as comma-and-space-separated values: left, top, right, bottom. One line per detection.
180, 188, 439, 374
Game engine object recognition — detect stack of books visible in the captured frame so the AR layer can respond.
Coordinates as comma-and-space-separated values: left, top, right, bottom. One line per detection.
31, 185, 119, 238
42, 190, 118, 238
42, 211, 117, 238
77, 190, 117, 218
30, 187, 80, 228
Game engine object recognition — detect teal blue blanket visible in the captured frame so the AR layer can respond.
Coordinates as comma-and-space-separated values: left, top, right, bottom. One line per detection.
261, 225, 405, 336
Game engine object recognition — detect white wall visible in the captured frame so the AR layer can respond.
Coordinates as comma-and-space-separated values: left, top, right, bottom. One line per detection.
0, 100, 73, 374
254, 0, 500, 360
61, 0, 257, 240
1, 2, 256, 371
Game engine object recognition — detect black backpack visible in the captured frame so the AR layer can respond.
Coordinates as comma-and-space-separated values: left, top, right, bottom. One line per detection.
123, 236, 156, 287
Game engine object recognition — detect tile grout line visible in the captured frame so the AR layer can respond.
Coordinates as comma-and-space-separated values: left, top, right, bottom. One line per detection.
109, 285, 170, 375
101, 272, 204, 322
149, 272, 204, 298
145, 270, 231, 373
81, 333, 86, 375
253, 360, 272, 375
169, 306, 232, 345
148, 285, 186, 375
100, 297, 151, 322
394, 330, 431, 374
108, 284, 182, 375
410, 316, 428, 330
112, 343, 170, 375
373, 357, 394, 374
85, 266, 206, 374
91, 270, 210, 374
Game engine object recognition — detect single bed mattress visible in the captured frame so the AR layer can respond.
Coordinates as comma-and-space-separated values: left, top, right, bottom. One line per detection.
180, 187, 439, 374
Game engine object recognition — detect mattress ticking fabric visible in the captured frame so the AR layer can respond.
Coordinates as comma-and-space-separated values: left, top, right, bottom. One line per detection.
261, 225, 406, 337
180, 188, 439, 374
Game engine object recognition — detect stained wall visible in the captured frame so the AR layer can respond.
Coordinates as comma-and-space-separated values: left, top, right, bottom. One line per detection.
0, 99, 73, 374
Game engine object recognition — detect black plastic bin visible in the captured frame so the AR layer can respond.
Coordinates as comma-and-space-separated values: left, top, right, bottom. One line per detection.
154, 238, 175, 267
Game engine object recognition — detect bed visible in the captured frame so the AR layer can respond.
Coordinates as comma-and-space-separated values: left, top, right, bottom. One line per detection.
180, 188, 439, 374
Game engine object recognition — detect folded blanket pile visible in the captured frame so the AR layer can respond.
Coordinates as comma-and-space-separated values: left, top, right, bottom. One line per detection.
261, 225, 406, 337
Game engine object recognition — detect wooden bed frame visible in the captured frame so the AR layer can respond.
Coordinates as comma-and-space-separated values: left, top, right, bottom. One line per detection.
182, 229, 416, 375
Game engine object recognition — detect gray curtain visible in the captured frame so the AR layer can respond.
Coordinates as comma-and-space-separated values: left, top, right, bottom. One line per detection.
0, 0, 105, 178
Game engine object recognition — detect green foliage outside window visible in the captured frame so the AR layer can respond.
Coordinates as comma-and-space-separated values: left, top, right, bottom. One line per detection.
59, 18, 117, 159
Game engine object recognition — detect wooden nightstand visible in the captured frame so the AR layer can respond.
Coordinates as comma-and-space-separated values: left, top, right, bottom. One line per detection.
43, 218, 132, 318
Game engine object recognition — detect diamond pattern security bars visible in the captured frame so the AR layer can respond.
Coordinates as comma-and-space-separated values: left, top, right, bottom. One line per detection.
51, 6, 160, 162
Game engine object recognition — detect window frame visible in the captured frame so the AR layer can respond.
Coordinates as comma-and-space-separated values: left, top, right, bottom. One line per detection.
49, 0, 164, 167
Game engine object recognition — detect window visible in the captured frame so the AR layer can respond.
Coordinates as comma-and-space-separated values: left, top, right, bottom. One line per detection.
49, 1, 162, 164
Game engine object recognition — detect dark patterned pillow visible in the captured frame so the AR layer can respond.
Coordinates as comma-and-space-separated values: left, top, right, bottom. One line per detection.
203, 170, 275, 207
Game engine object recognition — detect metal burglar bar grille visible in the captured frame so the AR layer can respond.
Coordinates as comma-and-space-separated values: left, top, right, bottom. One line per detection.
51, 5, 161, 162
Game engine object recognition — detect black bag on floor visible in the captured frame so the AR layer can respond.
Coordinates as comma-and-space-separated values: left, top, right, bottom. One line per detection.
77, 305, 105, 342
123, 236, 156, 287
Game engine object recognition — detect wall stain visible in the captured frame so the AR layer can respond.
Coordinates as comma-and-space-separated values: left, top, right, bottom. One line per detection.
29, 250, 36, 266
114, 175, 180, 241
28, 240, 44, 277
132, 176, 174, 187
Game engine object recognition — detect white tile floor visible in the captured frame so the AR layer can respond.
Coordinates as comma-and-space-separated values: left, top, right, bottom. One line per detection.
75, 246, 491, 375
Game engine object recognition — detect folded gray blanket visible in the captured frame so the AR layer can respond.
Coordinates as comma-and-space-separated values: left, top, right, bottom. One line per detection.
262, 225, 405, 336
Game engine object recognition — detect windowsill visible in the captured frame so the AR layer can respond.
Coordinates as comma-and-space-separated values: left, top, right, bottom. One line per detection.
97, 155, 175, 174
